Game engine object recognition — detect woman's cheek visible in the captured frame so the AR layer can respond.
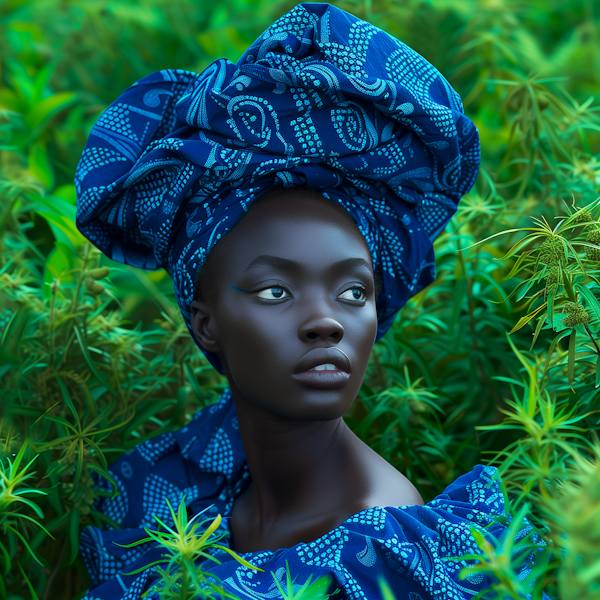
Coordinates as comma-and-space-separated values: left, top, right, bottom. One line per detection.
223, 306, 288, 370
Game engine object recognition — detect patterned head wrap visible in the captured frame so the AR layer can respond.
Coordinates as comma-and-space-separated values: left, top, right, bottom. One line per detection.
75, 3, 480, 373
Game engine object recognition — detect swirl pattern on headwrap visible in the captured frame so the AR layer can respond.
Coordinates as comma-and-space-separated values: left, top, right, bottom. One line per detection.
75, 3, 480, 372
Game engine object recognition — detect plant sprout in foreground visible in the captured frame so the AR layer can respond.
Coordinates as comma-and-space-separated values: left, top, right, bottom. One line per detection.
270, 561, 332, 600
0, 439, 51, 577
541, 445, 600, 600
115, 496, 261, 599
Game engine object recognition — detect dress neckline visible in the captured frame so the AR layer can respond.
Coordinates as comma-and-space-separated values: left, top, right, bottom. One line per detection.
224, 466, 437, 558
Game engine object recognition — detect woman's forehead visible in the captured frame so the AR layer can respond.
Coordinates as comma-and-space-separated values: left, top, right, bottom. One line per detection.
220, 197, 373, 271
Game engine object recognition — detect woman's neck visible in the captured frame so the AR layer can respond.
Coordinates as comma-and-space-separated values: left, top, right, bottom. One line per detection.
229, 389, 370, 552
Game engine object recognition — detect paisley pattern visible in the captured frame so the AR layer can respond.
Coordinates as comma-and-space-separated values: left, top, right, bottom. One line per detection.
80, 391, 550, 600
74, 3, 480, 373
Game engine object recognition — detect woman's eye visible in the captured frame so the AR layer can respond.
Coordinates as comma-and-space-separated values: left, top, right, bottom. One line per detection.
338, 287, 366, 302
256, 287, 289, 300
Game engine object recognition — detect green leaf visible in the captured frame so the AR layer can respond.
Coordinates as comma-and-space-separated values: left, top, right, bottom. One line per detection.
504, 250, 529, 280
54, 375, 79, 424
530, 314, 546, 350
450, 275, 466, 329
184, 362, 204, 400
53, 184, 77, 205
393, 336, 436, 387
568, 329, 577, 389
43, 243, 74, 295
575, 283, 600, 322
0, 540, 10, 576
543, 330, 572, 378
214, 545, 264, 571
378, 578, 398, 600
547, 287, 556, 329
67, 508, 81, 566
73, 326, 117, 397
7, 526, 45, 569
27, 91, 78, 129
509, 302, 546, 334
28, 143, 54, 190
37, 211, 84, 247
16, 561, 40, 600
27, 190, 77, 220
516, 277, 536, 302
506, 334, 537, 417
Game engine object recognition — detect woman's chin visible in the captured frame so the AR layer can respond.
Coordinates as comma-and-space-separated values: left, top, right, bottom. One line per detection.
252, 391, 355, 421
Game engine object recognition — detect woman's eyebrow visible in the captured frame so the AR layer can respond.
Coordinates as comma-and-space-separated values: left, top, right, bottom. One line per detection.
244, 255, 372, 272
244, 255, 301, 271
332, 257, 372, 272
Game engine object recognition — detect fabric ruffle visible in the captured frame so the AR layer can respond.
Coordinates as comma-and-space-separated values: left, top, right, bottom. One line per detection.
74, 2, 480, 372
80, 392, 547, 600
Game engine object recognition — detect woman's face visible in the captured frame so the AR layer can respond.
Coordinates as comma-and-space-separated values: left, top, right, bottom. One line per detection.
191, 194, 378, 421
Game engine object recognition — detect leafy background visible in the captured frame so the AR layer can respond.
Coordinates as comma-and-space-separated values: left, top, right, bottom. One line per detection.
1, 0, 600, 598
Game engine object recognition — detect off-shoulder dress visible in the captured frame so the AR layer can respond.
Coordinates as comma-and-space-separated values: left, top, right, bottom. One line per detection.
80, 391, 549, 600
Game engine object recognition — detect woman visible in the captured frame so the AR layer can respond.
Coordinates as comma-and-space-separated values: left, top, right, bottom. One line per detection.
75, 4, 544, 599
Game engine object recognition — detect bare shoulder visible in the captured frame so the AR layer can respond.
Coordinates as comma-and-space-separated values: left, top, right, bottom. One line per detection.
346, 429, 425, 508
370, 466, 424, 507
390, 470, 425, 506
363, 446, 425, 507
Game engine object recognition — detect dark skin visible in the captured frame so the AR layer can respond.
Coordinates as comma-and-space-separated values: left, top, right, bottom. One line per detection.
191, 192, 423, 554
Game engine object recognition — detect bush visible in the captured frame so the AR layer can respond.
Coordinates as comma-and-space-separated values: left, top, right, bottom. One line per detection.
1, 0, 599, 598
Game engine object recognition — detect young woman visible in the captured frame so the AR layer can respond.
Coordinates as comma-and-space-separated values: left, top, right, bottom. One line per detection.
75, 4, 546, 599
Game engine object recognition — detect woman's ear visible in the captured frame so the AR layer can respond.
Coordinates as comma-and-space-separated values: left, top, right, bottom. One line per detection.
190, 300, 221, 353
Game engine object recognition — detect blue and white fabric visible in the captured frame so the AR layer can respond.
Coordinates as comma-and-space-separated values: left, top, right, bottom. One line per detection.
80, 391, 549, 600
74, 2, 480, 372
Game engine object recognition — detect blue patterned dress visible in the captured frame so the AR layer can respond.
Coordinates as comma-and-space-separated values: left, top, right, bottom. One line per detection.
80, 392, 548, 600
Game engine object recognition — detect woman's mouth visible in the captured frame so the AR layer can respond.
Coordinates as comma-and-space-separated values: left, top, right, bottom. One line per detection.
292, 360, 351, 389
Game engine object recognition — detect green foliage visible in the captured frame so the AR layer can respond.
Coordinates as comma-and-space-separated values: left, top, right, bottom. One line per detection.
1, 0, 600, 599
116, 498, 262, 600
269, 561, 332, 600
0, 439, 50, 597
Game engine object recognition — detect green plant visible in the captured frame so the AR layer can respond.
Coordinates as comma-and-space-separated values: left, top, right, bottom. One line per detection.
1, 0, 600, 598
541, 446, 600, 600
270, 561, 332, 600
0, 439, 50, 598
116, 497, 260, 600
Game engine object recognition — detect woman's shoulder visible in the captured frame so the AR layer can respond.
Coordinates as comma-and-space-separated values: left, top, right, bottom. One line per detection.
344, 464, 507, 539
210, 465, 541, 600
355, 464, 508, 540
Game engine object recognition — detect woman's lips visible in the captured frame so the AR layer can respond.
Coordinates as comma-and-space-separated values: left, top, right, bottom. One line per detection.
292, 348, 352, 389
291, 368, 351, 389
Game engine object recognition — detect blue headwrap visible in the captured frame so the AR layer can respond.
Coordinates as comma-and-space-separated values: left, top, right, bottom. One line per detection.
75, 3, 480, 373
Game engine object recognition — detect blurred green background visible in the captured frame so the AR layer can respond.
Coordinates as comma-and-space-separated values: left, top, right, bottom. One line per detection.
1, 0, 600, 599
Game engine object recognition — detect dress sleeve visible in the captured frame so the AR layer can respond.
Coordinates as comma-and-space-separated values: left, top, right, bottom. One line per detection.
209, 465, 553, 600
341, 464, 552, 600
79, 390, 246, 595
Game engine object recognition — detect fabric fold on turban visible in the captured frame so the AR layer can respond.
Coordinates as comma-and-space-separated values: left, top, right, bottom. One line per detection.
75, 2, 480, 372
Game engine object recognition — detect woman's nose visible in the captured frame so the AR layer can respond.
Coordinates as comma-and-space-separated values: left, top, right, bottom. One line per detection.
298, 316, 344, 343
